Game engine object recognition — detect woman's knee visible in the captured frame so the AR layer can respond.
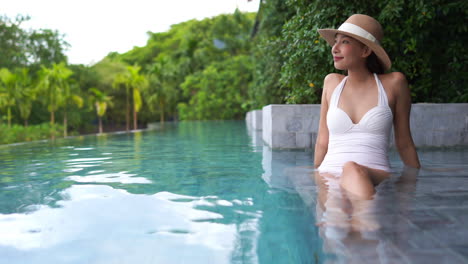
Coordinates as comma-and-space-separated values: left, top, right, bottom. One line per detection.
342, 161, 369, 181
343, 161, 364, 174
340, 162, 376, 198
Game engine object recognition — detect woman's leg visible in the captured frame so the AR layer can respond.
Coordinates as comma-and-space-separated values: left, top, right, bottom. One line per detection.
339, 162, 389, 231
339, 161, 389, 199
314, 172, 352, 227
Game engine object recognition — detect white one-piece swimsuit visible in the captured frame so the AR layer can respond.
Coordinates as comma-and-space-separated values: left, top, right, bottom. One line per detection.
318, 73, 393, 175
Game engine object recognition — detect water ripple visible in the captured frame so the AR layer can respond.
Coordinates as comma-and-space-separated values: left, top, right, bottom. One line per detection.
67, 171, 151, 184
0, 184, 240, 263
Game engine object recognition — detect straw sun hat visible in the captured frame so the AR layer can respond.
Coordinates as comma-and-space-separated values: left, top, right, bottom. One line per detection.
318, 14, 391, 71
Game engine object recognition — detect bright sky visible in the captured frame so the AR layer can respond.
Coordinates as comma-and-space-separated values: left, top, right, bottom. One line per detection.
1, 0, 260, 65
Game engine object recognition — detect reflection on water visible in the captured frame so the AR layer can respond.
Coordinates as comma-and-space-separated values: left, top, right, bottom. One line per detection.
258, 128, 468, 264
0, 184, 245, 263
1, 122, 466, 263
310, 167, 419, 263
67, 171, 151, 184
0, 121, 322, 264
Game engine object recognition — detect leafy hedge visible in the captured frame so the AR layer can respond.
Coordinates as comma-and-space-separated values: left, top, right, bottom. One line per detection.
178, 55, 253, 120
0, 123, 67, 145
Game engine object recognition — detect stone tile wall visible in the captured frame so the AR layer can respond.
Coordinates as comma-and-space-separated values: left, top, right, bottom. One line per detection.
261, 105, 321, 149
252, 110, 262, 131
247, 103, 468, 149
408, 103, 468, 147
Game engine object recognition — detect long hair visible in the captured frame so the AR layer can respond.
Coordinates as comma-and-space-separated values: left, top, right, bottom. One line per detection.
366, 52, 385, 74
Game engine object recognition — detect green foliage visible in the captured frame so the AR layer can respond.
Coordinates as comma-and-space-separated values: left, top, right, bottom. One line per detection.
257, 0, 467, 104
36, 62, 73, 123
10, 68, 36, 125
0, 15, 29, 69
143, 59, 179, 122
249, 0, 295, 108
0, 15, 68, 70
2, 11, 257, 130
178, 55, 253, 120
377, 0, 468, 102
94, 58, 128, 89
0, 123, 70, 145
110, 10, 255, 122
66, 64, 100, 132
0, 68, 17, 126
90, 59, 130, 128
89, 88, 112, 117
27, 29, 69, 68
88, 87, 112, 133
126, 65, 147, 113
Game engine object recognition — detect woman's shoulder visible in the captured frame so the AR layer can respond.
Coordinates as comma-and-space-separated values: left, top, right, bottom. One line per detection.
378, 72, 408, 90
323, 73, 345, 90
324, 73, 346, 84
378, 72, 411, 106
322, 73, 345, 99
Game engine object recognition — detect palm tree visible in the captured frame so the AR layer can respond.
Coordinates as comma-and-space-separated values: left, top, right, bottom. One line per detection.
89, 88, 112, 134
146, 61, 174, 124
15, 68, 36, 127
145, 74, 165, 123
112, 73, 130, 131
62, 82, 83, 137
0, 68, 18, 128
126, 65, 148, 130
37, 62, 73, 125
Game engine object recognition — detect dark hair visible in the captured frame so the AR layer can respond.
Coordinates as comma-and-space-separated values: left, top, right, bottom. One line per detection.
366, 52, 384, 74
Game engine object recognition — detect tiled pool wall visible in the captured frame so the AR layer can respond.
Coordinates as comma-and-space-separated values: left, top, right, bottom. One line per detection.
246, 104, 468, 149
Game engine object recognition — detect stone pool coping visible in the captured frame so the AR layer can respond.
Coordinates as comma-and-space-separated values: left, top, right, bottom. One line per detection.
246, 103, 468, 149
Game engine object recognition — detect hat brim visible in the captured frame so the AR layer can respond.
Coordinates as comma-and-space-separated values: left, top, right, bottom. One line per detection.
318, 28, 391, 71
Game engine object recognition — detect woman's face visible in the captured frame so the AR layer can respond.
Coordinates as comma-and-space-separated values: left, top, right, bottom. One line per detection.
331, 33, 367, 70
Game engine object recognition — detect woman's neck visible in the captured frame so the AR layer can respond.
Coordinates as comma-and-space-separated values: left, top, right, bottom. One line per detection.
346, 67, 374, 84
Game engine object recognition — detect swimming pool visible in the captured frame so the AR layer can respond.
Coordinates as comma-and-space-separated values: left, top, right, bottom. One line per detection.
0, 121, 467, 263
0, 121, 327, 263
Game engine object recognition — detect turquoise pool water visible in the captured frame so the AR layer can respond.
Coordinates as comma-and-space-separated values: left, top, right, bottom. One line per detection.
0, 121, 327, 264
2, 121, 468, 264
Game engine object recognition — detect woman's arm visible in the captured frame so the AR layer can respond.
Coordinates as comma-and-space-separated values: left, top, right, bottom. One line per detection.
392, 73, 421, 169
314, 74, 336, 168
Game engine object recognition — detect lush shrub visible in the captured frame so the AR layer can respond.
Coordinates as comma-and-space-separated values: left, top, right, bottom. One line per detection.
0, 123, 68, 145
178, 55, 253, 120
249, 0, 295, 108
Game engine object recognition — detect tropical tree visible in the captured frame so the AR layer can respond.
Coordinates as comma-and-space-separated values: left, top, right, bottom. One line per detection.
112, 11, 255, 123
0, 68, 17, 127
144, 74, 166, 123
67, 64, 100, 131
178, 55, 253, 120
62, 82, 83, 137
144, 58, 179, 123
125, 65, 148, 130
112, 72, 131, 131
1, 15, 69, 70
14, 68, 36, 126
92, 58, 128, 131
27, 29, 69, 67
89, 88, 112, 134
0, 15, 29, 69
37, 62, 72, 125
0, 68, 38, 127
0, 92, 6, 125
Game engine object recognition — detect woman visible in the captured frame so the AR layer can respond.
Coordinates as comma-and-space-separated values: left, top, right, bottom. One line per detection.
314, 14, 420, 199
